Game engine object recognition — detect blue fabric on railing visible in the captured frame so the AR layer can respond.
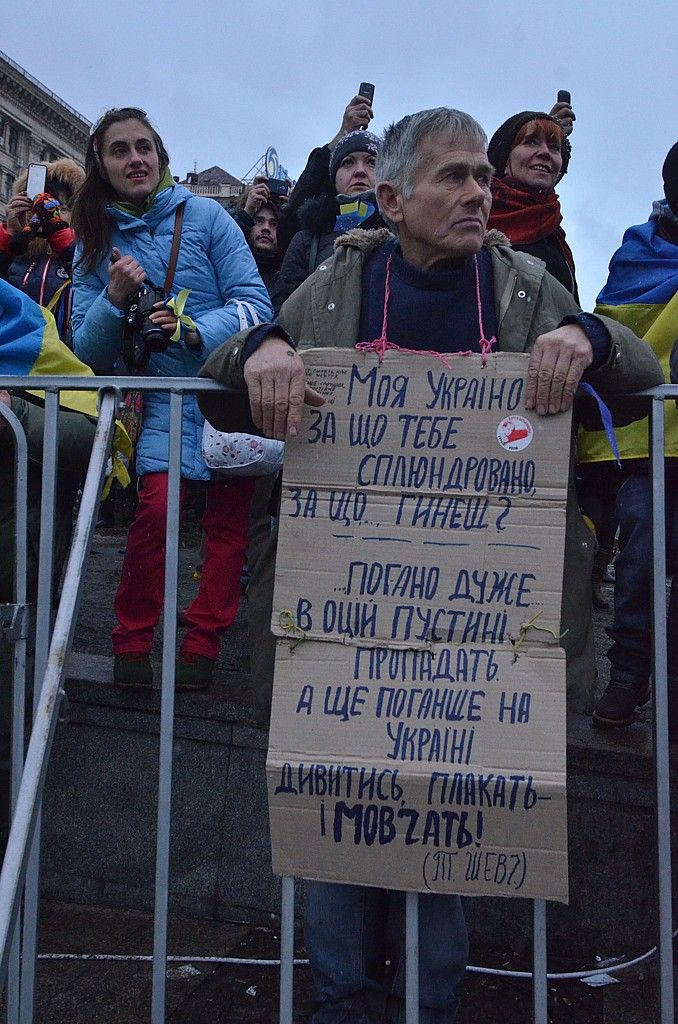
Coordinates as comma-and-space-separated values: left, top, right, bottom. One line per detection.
579, 381, 621, 466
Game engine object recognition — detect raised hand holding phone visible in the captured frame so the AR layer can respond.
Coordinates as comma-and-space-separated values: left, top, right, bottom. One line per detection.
550, 90, 575, 136
26, 163, 47, 200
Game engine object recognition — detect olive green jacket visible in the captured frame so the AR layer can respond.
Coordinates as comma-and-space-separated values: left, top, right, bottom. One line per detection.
201, 228, 664, 713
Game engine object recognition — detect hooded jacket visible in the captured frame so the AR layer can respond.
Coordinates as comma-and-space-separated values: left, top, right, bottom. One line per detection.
72, 183, 272, 480
0, 159, 85, 343
199, 228, 663, 712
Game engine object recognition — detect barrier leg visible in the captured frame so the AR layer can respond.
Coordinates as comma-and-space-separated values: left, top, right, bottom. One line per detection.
279, 876, 295, 1024
649, 399, 675, 1024
532, 899, 548, 1024
405, 891, 419, 1024
5, 400, 28, 1021
19, 392, 59, 1024
150, 392, 182, 1024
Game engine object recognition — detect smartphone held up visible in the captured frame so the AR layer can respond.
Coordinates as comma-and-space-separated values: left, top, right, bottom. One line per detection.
26, 163, 47, 200
358, 82, 375, 104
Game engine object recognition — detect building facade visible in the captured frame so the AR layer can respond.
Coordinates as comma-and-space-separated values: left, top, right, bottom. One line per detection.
0, 49, 90, 219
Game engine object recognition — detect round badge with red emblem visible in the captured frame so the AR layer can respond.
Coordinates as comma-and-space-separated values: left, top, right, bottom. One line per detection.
496, 415, 533, 452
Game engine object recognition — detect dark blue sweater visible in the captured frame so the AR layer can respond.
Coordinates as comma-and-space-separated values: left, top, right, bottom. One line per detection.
359, 239, 498, 353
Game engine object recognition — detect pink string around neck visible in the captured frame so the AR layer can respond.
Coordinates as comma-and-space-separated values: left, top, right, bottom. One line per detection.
355, 252, 497, 368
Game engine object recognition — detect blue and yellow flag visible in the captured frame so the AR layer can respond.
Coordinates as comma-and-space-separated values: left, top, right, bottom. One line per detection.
0, 278, 131, 486
578, 209, 678, 463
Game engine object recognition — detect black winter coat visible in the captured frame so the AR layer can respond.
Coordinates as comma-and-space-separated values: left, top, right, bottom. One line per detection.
511, 235, 579, 301
271, 193, 384, 312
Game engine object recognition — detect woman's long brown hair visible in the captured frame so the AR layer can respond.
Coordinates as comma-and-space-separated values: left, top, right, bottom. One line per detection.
71, 108, 170, 275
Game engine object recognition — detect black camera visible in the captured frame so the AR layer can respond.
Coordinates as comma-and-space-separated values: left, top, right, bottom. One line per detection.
125, 280, 169, 370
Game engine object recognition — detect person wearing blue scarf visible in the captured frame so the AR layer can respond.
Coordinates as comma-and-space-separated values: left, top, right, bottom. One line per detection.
272, 130, 384, 313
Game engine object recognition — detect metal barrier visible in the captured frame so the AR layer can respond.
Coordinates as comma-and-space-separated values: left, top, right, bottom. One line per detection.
0, 376, 674, 1024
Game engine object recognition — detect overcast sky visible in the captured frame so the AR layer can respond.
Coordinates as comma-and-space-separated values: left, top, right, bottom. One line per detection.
4, 0, 676, 308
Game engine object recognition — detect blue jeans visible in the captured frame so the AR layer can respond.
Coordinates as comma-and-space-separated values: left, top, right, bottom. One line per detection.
304, 881, 468, 1024
607, 470, 678, 698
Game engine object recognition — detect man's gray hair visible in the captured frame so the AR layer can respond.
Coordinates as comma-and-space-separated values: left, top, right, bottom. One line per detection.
375, 108, 488, 230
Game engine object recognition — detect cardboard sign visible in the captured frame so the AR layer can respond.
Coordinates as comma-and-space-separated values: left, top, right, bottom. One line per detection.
267, 350, 571, 902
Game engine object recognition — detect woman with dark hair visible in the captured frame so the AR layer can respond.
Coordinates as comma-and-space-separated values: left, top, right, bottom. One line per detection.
71, 107, 272, 689
487, 110, 578, 298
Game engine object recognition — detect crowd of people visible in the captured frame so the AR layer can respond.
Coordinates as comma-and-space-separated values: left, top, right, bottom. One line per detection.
1, 88, 676, 1022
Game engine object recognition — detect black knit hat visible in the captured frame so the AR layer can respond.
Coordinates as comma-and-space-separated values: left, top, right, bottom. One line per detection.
329, 130, 381, 186
662, 141, 678, 214
487, 111, 571, 181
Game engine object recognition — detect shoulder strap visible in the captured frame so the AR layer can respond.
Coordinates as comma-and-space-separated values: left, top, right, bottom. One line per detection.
308, 233, 320, 276
45, 280, 70, 313
163, 202, 185, 293
235, 299, 261, 330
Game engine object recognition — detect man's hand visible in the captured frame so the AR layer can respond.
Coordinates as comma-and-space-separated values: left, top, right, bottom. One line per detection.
548, 100, 576, 137
328, 96, 373, 150
0, 390, 11, 439
244, 176, 271, 217
525, 324, 592, 416
244, 335, 324, 439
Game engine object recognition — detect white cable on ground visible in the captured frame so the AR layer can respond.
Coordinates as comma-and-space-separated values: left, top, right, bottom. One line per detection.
38, 930, 677, 982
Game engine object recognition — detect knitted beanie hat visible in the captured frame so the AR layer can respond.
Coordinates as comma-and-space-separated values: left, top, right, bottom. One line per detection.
487, 111, 571, 181
329, 130, 382, 185
662, 141, 678, 214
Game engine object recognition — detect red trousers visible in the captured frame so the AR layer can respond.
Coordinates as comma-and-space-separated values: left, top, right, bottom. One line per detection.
112, 472, 255, 660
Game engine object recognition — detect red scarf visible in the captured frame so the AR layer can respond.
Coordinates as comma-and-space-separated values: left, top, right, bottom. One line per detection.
489, 176, 575, 272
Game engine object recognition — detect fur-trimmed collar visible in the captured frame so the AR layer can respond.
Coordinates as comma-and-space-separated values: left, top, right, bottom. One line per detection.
14, 158, 85, 197
334, 226, 511, 257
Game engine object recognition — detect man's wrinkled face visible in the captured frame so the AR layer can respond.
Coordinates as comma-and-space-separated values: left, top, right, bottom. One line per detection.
382, 135, 493, 270
251, 206, 278, 254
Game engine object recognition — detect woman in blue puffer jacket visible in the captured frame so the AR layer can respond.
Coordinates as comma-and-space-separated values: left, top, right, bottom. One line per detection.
72, 107, 272, 690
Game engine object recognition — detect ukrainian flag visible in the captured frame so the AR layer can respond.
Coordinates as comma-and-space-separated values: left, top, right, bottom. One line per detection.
0, 278, 131, 485
578, 209, 678, 463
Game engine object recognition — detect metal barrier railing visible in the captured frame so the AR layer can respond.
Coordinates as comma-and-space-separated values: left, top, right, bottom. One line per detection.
649, 389, 674, 1023
0, 398, 28, 1024
0, 376, 674, 1024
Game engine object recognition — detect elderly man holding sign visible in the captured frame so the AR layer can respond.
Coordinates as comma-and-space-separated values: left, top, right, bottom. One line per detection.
200, 108, 660, 1024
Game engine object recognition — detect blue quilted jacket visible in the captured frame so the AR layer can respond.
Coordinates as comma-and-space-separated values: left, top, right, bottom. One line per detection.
72, 184, 272, 479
